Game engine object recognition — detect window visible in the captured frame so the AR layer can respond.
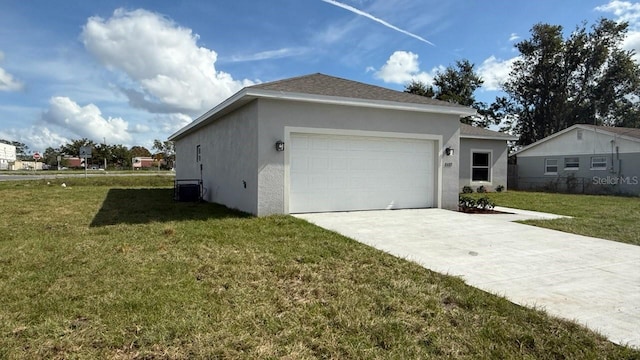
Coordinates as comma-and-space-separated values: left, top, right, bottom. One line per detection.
577, 130, 583, 140
196, 145, 201, 162
471, 152, 491, 182
545, 159, 558, 174
564, 157, 579, 170
591, 156, 607, 170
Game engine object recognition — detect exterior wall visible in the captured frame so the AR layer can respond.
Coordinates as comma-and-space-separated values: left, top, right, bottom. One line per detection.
0, 143, 16, 170
0, 143, 16, 162
255, 99, 461, 215
9, 160, 43, 170
132, 157, 154, 168
174, 102, 259, 214
459, 138, 509, 191
516, 153, 640, 195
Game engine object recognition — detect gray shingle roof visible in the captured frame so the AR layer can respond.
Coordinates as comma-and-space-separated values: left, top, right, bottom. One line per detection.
460, 123, 518, 140
249, 73, 472, 109
579, 124, 640, 140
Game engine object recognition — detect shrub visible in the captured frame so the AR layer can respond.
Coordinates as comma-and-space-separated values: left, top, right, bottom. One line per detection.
496, 185, 505, 193
476, 185, 487, 193
462, 186, 473, 194
458, 195, 476, 211
459, 195, 496, 212
476, 196, 496, 210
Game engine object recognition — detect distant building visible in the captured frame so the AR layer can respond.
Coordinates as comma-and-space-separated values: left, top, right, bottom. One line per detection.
9, 160, 43, 171
132, 157, 155, 169
0, 143, 16, 170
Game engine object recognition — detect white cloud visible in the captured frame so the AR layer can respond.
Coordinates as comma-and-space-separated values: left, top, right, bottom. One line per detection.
623, 30, 640, 62
81, 8, 253, 116
595, 1, 640, 62
595, 1, 640, 26
42, 96, 132, 144
0, 51, 24, 92
0, 126, 69, 152
374, 50, 436, 85
509, 33, 520, 42
156, 113, 193, 134
478, 55, 518, 91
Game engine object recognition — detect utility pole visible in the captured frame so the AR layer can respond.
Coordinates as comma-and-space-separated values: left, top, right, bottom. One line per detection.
103, 137, 107, 170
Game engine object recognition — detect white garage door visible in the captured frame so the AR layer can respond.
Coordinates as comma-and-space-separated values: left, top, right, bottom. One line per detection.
289, 133, 435, 213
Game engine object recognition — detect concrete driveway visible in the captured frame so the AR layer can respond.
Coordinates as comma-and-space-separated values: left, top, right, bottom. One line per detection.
295, 208, 640, 348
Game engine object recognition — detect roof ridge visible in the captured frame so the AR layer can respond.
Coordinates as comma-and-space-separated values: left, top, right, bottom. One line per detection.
248, 73, 473, 110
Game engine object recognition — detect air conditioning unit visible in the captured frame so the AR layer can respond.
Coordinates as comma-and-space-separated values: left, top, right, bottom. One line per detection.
176, 183, 200, 202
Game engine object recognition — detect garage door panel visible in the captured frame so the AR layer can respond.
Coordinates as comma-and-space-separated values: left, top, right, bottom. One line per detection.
290, 133, 435, 213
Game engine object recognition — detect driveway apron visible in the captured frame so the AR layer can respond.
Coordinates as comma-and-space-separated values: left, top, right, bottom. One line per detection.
294, 208, 640, 348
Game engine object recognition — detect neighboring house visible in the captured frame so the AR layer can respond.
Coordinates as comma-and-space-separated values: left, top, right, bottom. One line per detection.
0, 143, 16, 170
132, 157, 155, 169
459, 124, 518, 191
169, 73, 477, 216
513, 124, 640, 195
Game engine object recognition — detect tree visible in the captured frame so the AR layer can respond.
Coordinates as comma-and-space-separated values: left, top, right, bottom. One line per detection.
60, 138, 96, 157
152, 140, 175, 169
433, 59, 483, 108
502, 19, 640, 145
111, 144, 131, 169
130, 146, 151, 158
404, 79, 435, 97
404, 59, 495, 127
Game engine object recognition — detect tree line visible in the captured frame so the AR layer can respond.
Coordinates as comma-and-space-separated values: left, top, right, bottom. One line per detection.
405, 18, 640, 146
0, 138, 174, 170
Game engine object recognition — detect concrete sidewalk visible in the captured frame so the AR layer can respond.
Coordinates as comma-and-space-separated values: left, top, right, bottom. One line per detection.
294, 208, 640, 348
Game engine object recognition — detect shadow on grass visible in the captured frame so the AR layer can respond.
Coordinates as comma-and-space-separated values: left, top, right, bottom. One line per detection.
90, 188, 249, 227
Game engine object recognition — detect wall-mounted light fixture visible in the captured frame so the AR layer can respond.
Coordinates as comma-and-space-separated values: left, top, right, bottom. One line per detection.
445, 147, 454, 156
275, 140, 285, 152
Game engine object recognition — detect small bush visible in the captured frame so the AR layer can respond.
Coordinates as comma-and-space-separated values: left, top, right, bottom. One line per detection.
462, 186, 473, 194
476, 196, 496, 210
459, 195, 496, 212
496, 185, 505, 193
476, 185, 487, 193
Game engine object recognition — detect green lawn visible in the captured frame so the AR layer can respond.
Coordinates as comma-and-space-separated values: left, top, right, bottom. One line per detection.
1, 177, 638, 358
472, 191, 640, 246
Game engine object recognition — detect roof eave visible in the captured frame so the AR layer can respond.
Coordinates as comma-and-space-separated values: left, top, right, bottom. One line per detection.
168, 88, 252, 141
250, 89, 477, 117
169, 88, 478, 141
461, 134, 519, 141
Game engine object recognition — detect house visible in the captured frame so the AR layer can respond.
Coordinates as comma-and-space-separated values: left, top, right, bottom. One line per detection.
513, 124, 640, 195
132, 157, 155, 169
0, 143, 16, 170
169, 73, 482, 216
459, 124, 518, 191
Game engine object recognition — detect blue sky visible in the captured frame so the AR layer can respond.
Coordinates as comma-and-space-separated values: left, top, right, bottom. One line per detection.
1, 0, 639, 152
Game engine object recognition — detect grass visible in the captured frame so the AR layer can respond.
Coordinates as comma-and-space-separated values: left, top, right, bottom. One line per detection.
471, 191, 640, 246
0, 177, 638, 358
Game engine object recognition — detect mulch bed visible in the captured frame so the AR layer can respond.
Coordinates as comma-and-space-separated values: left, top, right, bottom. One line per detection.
458, 207, 513, 214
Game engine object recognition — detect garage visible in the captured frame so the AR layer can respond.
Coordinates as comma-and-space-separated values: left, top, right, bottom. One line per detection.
289, 133, 436, 213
